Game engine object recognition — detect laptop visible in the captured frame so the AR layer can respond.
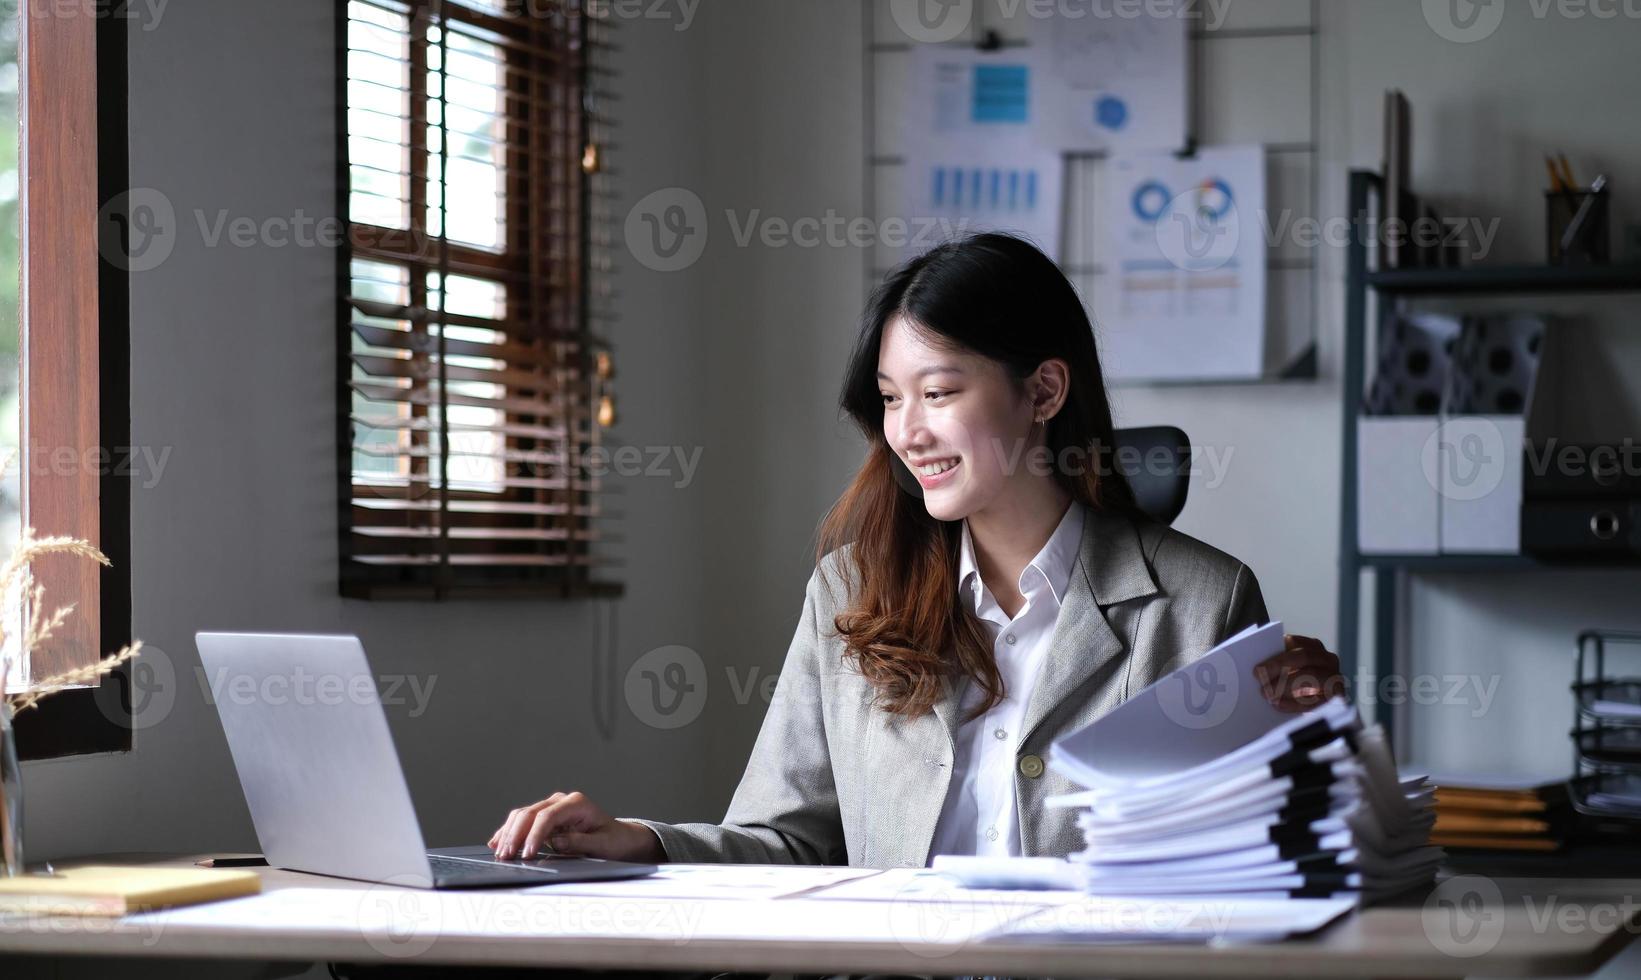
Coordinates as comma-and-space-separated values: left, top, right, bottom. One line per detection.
196, 631, 658, 889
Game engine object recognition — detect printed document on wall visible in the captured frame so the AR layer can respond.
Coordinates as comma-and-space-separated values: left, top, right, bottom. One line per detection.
1095, 145, 1267, 382
893, 44, 1064, 262
1024, 0, 1189, 153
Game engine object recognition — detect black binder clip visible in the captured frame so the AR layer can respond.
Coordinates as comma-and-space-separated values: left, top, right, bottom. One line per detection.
976, 28, 1002, 51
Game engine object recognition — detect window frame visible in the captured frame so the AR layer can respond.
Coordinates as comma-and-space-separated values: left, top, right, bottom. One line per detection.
14, 5, 134, 760
337, 0, 619, 600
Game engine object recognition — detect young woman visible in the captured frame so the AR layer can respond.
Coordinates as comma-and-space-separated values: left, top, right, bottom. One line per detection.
490, 233, 1342, 867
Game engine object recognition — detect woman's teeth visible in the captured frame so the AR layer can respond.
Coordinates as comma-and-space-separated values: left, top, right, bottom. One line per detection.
918, 458, 959, 476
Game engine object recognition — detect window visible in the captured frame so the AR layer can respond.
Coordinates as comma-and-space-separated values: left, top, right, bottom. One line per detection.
340, 0, 619, 599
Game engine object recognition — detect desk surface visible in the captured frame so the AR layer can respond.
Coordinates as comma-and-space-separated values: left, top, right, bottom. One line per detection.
0, 855, 1637, 978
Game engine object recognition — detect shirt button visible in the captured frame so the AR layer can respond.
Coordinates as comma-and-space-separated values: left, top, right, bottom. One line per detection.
985, 827, 999, 842
1005, 634, 1017, 645
993, 728, 1007, 740
1019, 754, 1045, 779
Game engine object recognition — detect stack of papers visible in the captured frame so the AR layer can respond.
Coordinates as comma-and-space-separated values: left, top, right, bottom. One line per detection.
1046, 622, 1441, 903
1425, 774, 1569, 851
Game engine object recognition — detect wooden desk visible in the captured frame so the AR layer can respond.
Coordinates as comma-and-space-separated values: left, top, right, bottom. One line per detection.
0, 855, 1637, 978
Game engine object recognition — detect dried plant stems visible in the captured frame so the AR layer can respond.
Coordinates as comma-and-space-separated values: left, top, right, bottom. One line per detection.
0, 529, 140, 712
7, 641, 143, 714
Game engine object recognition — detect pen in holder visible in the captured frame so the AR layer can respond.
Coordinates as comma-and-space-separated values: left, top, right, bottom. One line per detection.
1547, 179, 1610, 265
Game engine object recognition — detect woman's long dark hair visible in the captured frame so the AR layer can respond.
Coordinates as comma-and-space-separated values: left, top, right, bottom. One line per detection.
817, 233, 1134, 719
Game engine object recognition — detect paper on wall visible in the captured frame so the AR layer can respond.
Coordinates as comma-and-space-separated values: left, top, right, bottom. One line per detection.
1022, 0, 1190, 153
1094, 145, 1268, 381
890, 44, 1064, 262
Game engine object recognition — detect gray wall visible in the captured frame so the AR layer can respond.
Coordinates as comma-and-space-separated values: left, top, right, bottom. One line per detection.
21, 0, 1641, 879
22, 0, 731, 859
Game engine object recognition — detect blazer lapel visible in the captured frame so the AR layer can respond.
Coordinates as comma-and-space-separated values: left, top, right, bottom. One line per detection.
900, 670, 969, 867
1020, 507, 1159, 747
930, 671, 970, 749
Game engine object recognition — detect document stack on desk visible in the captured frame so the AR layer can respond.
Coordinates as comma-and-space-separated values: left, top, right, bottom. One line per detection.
1429, 777, 1569, 851
1046, 621, 1442, 903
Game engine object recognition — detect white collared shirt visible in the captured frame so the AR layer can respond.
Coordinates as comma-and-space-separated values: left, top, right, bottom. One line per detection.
928, 501, 1086, 860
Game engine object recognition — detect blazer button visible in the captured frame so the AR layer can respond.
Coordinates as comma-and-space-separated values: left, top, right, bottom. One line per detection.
1018, 754, 1045, 779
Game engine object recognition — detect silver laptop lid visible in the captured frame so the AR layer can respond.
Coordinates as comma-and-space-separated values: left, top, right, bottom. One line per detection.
196, 632, 433, 885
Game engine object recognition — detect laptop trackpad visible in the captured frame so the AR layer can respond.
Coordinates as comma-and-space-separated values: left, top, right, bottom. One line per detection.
429, 844, 603, 866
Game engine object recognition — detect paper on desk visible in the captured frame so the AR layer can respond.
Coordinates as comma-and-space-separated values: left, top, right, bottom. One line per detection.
808, 867, 1085, 906
128, 885, 1041, 946
523, 863, 876, 900
1592, 698, 1641, 720
1081, 843, 1357, 880
982, 894, 1356, 944
1081, 815, 1353, 865
1050, 621, 1351, 789
1074, 767, 1358, 844
1050, 756, 1357, 820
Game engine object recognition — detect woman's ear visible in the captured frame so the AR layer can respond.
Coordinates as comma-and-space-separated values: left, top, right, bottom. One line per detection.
1031, 358, 1071, 421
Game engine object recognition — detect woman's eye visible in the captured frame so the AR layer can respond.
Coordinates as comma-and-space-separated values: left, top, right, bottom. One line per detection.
881, 393, 898, 407
925, 390, 951, 402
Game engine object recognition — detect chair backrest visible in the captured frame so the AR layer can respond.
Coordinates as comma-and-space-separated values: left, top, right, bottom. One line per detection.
1112, 425, 1191, 526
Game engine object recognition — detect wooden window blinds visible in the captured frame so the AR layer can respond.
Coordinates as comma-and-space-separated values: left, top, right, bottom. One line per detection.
340, 0, 620, 599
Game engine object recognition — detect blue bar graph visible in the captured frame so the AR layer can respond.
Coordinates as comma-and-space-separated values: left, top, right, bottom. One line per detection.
928, 166, 1044, 213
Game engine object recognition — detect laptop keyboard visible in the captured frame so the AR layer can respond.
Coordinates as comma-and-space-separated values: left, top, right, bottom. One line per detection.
427, 854, 564, 884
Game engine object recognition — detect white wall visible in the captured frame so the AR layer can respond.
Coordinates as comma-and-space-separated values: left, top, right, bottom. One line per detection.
21, 0, 1641, 890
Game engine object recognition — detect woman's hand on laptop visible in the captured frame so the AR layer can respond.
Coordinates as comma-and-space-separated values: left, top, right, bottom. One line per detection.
489, 791, 664, 863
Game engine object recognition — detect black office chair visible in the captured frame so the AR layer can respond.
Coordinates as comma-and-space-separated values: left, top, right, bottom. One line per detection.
1111, 425, 1191, 527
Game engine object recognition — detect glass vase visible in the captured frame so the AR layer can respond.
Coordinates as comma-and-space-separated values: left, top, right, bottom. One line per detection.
0, 701, 21, 877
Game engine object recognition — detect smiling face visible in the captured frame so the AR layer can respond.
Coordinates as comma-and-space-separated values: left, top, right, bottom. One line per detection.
877, 315, 1044, 522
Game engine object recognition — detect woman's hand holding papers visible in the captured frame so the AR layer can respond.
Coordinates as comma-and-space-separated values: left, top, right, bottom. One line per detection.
489, 791, 666, 862
1255, 634, 1345, 713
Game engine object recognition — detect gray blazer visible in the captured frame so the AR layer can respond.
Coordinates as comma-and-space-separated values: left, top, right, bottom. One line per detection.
633, 506, 1268, 869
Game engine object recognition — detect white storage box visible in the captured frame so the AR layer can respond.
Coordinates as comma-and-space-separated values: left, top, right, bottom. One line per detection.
1358, 415, 1441, 555
1434, 415, 1525, 554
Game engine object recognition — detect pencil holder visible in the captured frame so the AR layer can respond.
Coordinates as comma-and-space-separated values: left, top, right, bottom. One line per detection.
1546, 187, 1610, 265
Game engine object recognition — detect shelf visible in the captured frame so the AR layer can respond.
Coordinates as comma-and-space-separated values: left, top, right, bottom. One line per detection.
1357, 553, 1641, 572
1337, 171, 1641, 735
1441, 841, 1641, 878
1357, 553, 1537, 571
1366, 263, 1641, 295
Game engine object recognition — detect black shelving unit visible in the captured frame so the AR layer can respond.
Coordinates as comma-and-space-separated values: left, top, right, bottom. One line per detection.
1366, 264, 1641, 295
1338, 169, 1641, 741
